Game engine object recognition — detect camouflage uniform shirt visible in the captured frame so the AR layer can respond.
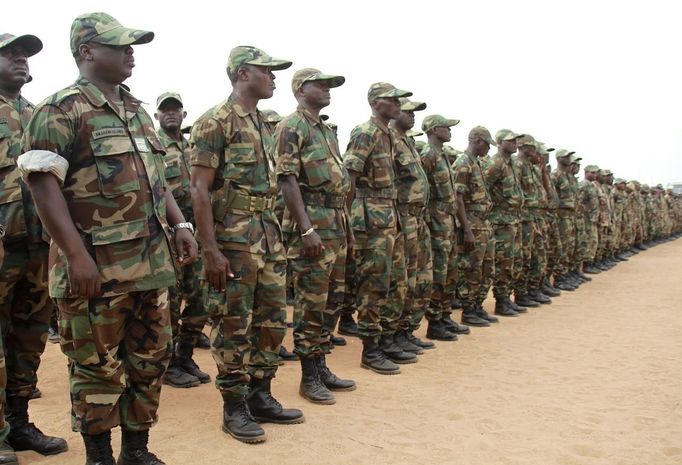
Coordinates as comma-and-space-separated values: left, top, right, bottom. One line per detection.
453, 150, 492, 228
484, 151, 524, 224
22, 76, 176, 298
157, 127, 192, 220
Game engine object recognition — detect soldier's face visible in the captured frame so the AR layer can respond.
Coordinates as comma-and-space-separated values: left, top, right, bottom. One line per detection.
434, 126, 451, 143
300, 80, 331, 109
86, 43, 135, 82
244, 65, 276, 99
375, 97, 401, 119
395, 110, 415, 130
155, 101, 186, 132
0, 44, 30, 88
499, 139, 518, 154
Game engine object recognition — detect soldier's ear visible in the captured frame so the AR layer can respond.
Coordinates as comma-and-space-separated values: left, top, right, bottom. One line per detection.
78, 44, 94, 62
154, 112, 159, 121
183, 111, 187, 119
237, 66, 250, 82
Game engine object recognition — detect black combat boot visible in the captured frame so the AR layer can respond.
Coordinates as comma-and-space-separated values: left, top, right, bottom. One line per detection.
505, 296, 528, 313
278, 345, 299, 361
426, 319, 457, 341
117, 430, 164, 465
514, 294, 540, 308
82, 431, 114, 465
541, 278, 561, 297
380, 334, 417, 364
247, 377, 305, 424
461, 306, 490, 327
528, 289, 552, 305
361, 340, 401, 374
441, 313, 471, 334
406, 331, 436, 349
299, 357, 335, 404
338, 313, 359, 336
221, 394, 265, 443
317, 355, 356, 391
451, 297, 463, 310
583, 262, 601, 274
162, 354, 200, 388
176, 340, 211, 384
195, 332, 210, 350
29, 388, 41, 400
393, 330, 424, 354
330, 334, 347, 346
475, 303, 499, 323
494, 299, 518, 317
6, 396, 68, 456
553, 277, 576, 291
0, 439, 17, 465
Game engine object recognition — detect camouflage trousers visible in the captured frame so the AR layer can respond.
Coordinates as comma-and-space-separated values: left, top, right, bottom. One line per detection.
572, 217, 586, 271
513, 219, 536, 296
397, 213, 432, 331
596, 226, 609, 260
205, 247, 286, 397
555, 213, 576, 276
582, 220, 599, 263
427, 212, 458, 321
491, 222, 519, 299
545, 214, 562, 279
0, 321, 6, 443
456, 224, 494, 307
169, 256, 208, 347
340, 250, 357, 320
0, 242, 52, 398
288, 233, 347, 358
56, 288, 171, 434
352, 227, 405, 342
528, 216, 547, 290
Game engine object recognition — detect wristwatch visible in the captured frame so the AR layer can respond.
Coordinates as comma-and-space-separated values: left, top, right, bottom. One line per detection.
172, 222, 195, 234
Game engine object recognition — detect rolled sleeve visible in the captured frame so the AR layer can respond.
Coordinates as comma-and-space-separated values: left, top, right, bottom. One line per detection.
275, 123, 303, 178
343, 130, 373, 174
190, 116, 224, 170
17, 150, 69, 185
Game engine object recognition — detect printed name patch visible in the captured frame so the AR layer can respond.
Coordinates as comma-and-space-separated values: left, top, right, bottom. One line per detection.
92, 127, 127, 139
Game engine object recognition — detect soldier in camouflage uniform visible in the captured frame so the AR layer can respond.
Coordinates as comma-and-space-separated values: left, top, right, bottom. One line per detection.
551, 150, 580, 291
484, 129, 526, 316
20, 13, 199, 464
190, 46, 304, 443
569, 157, 592, 284
453, 126, 498, 326
154, 92, 211, 390
0, 32, 67, 461
421, 115, 470, 340
535, 146, 562, 298
343, 82, 415, 375
580, 165, 602, 274
390, 98, 435, 352
526, 144, 552, 304
274, 68, 356, 405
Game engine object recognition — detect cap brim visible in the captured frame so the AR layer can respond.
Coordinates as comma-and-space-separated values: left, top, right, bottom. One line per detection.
157, 96, 183, 109
378, 88, 413, 99
401, 101, 427, 111
248, 57, 293, 71
1, 34, 43, 57
445, 119, 460, 127
92, 27, 154, 47
312, 74, 345, 88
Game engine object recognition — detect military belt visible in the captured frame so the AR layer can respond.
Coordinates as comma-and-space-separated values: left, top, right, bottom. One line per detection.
557, 207, 576, 218
301, 191, 346, 209
429, 200, 457, 216
226, 193, 276, 213
397, 203, 426, 216
355, 187, 397, 199
465, 209, 489, 219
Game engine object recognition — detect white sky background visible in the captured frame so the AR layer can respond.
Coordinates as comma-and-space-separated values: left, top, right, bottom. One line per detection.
6, 0, 682, 185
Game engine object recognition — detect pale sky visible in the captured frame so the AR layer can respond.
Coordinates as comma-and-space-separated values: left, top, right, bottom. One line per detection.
7, 0, 682, 186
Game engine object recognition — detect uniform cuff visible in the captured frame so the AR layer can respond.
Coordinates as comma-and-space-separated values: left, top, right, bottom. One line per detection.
17, 150, 69, 186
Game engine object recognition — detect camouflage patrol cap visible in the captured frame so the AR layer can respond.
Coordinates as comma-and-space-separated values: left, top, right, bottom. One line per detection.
227, 45, 292, 76
468, 126, 496, 146
406, 129, 424, 138
422, 115, 460, 133
70, 12, 153, 58
367, 82, 412, 103
599, 168, 613, 176
516, 134, 537, 148
555, 149, 576, 159
584, 164, 600, 172
261, 109, 283, 123
537, 145, 550, 156
571, 156, 582, 165
291, 68, 345, 93
536, 141, 555, 152
495, 129, 522, 142
0, 33, 43, 57
400, 98, 427, 112
156, 92, 183, 109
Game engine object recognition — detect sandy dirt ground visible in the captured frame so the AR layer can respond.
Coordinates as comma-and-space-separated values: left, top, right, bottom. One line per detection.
24, 239, 682, 465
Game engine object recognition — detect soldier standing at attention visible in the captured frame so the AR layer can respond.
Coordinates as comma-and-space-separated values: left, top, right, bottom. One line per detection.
390, 98, 434, 352
0, 31, 68, 461
275, 68, 356, 405
580, 165, 602, 274
453, 126, 498, 326
343, 82, 416, 375
154, 92, 211, 389
551, 149, 579, 291
421, 115, 471, 340
190, 46, 304, 443
20, 12, 198, 464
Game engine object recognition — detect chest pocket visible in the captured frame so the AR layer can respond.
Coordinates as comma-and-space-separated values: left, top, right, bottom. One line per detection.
469, 169, 488, 202
225, 142, 257, 185
370, 152, 393, 188
91, 136, 141, 198
394, 151, 420, 180
432, 162, 454, 199
164, 159, 182, 179
302, 149, 332, 187
0, 126, 16, 169
0, 128, 22, 206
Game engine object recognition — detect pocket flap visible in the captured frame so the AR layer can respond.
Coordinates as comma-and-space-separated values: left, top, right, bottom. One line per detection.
91, 136, 135, 157
91, 219, 150, 245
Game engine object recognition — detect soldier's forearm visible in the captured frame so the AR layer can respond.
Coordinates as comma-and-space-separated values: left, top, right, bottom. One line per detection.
164, 191, 187, 226
279, 175, 312, 232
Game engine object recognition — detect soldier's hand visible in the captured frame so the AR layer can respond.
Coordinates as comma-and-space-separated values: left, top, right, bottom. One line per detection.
67, 251, 102, 299
346, 230, 355, 253
0, 240, 4, 268
204, 247, 233, 291
174, 229, 198, 266
463, 228, 476, 252
302, 230, 325, 258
